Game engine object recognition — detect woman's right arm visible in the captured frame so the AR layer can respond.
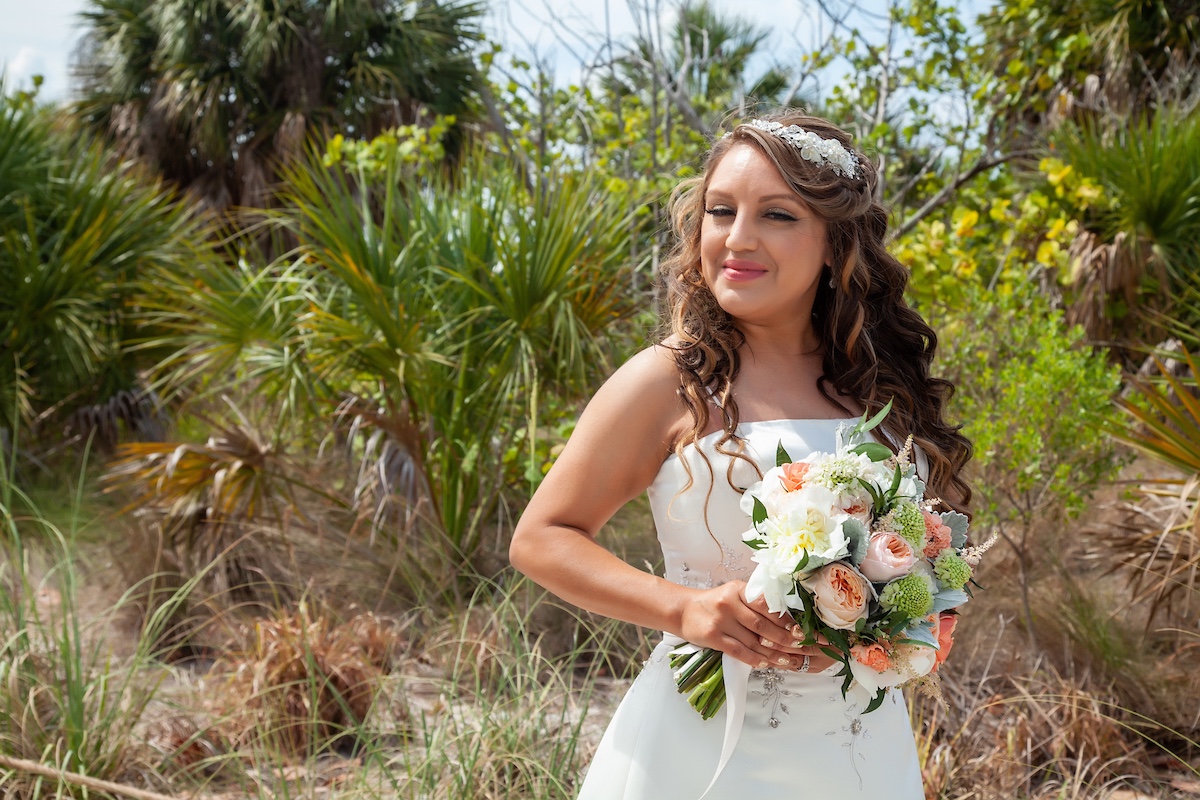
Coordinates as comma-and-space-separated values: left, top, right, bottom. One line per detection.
509, 346, 809, 670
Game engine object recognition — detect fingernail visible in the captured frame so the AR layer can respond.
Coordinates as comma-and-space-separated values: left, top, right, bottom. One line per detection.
760, 636, 771, 647
790, 624, 802, 635
757, 659, 768, 669
776, 656, 789, 666
791, 639, 803, 648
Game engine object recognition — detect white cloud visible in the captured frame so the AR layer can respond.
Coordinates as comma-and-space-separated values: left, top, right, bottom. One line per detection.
7, 45, 42, 79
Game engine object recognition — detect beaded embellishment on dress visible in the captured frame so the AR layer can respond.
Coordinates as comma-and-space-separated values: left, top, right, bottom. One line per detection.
749, 668, 803, 729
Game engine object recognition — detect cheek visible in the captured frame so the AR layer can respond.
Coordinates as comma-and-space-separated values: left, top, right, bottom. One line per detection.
699, 226, 722, 268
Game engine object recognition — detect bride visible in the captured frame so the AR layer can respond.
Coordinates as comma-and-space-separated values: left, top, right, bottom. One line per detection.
509, 111, 972, 799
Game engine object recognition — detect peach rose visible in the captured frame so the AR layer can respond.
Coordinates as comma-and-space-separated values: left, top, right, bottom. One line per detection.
779, 461, 810, 492
798, 563, 871, 630
922, 509, 953, 558
852, 641, 892, 673
860, 532, 917, 583
933, 612, 958, 670
841, 497, 871, 524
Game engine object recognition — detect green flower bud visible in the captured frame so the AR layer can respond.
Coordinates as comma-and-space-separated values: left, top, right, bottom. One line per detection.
879, 572, 934, 618
934, 550, 972, 590
889, 501, 927, 550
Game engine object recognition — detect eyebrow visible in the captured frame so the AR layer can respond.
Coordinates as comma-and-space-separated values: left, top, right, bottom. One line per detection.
704, 190, 803, 204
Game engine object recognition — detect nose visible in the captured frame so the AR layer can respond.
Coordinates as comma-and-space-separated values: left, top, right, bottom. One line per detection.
724, 209, 759, 253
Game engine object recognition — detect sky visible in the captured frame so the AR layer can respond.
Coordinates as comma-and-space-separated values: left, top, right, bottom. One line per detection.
0, 0, 848, 103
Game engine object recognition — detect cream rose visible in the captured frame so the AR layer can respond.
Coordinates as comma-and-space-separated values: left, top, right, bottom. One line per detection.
860, 531, 917, 582
798, 562, 871, 630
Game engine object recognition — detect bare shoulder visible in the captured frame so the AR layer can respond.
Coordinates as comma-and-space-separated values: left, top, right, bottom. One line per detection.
581, 343, 685, 456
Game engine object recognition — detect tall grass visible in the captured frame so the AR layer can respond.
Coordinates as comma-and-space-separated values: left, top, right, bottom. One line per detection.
150, 575, 640, 800
0, 438, 201, 798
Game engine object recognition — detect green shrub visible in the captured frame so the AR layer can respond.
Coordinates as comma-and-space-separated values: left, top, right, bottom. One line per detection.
934, 283, 1126, 645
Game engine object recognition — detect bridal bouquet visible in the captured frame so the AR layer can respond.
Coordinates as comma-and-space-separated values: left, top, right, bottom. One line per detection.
670, 402, 995, 719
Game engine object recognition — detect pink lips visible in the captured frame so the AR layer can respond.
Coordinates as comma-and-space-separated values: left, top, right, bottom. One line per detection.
721, 259, 767, 282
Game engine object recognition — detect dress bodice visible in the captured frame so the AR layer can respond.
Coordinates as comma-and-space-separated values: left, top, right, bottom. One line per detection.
581, 416, 926, 799
648, 418, 858, 591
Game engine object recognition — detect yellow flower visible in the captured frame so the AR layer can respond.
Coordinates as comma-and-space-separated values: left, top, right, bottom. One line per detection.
1074, 182, 1103, 205
953, 209, 979, 239
927, 221, 946, 255
1036, 240, 1060, 266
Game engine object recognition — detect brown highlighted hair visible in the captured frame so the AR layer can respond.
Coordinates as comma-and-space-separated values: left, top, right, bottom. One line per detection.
661, 110, 972, 511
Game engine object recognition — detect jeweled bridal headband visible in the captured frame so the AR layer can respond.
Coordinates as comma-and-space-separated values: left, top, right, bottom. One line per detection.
729, 119, 861, 180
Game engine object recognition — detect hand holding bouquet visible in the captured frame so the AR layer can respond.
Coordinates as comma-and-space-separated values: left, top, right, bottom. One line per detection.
671, 402, 995, 717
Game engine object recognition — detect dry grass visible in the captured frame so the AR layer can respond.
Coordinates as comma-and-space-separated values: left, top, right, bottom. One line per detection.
5, 430, 1200, 800
214, 603, 408, 757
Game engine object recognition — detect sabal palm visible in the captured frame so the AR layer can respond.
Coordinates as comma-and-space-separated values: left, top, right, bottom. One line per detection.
607, 1, 793, 125
0, 88, 205, 455
75, 0, 484, 210
1060, 107, 1200, 342
146, 146, 634, 553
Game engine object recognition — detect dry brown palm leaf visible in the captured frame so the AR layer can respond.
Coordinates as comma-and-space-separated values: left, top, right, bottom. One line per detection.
103, 399, 302, 532
1096, 346, 1200, 625
333, 394, 434, 546
1094, 477, 1200, 625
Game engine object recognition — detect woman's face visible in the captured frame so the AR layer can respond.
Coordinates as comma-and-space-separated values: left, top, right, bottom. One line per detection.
700, 143, 830, 334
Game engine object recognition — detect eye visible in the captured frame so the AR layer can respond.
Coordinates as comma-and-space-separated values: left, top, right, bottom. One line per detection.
765, 209, 798, 221
704, 206, 733, 217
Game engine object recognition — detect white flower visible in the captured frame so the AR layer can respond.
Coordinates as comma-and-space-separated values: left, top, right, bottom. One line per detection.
804, 451, 877, 496
742, 504, 850, 613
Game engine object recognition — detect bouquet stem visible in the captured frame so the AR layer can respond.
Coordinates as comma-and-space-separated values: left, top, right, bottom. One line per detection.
670, 647, 726, 719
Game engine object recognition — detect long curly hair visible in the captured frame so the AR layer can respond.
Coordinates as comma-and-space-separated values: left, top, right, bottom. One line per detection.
662, 111, 973, 511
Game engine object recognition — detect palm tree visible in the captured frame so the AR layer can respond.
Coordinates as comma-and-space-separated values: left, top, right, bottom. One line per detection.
605, 1, 798, 132
1059, 106, 1200, 346
0, 85, 205, 465
74, 0, 485, 210
982, 0, 1199, 141
143, 143, 635, 555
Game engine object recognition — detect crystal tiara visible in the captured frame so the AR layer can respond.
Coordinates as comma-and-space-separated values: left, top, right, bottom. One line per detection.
736, 119, 860, 179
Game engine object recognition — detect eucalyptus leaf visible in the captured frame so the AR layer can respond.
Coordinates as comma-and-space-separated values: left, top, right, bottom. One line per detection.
932, 589, 969, 612
942, 511, 969, 548
843, 518, 869, 565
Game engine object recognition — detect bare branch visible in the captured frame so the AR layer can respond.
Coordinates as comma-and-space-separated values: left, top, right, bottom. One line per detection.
892, 150, 1034, 239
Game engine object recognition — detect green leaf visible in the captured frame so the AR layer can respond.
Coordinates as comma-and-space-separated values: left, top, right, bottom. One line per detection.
752, 496, 768, 529
888, 464, 902, 495
824, 628, 850, 651
849, 442, 894, 461
776, 441, 792, 467
853, 399, 893, 437
864, 688, 887, 713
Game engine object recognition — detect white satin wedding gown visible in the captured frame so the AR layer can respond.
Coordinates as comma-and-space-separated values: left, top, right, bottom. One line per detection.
577, 419, 924, 800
